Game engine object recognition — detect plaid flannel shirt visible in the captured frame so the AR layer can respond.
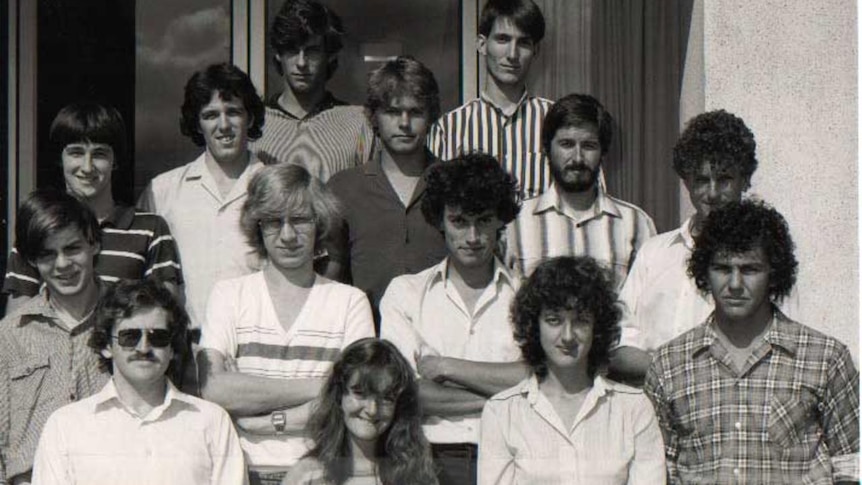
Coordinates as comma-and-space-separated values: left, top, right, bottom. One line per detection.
644, 309, 859, 484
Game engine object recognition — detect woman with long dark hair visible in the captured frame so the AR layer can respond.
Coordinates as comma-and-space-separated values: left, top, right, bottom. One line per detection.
283, 338, 437, 485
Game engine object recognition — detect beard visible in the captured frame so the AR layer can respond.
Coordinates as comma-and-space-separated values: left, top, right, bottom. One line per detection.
551, 163, 599, 193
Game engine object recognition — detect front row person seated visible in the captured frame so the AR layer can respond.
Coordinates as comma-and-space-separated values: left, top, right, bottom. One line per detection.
197, 162, 374, 484
479, 256, 666, 485
284, 338, 438, 485
645, 200, 859, 484
32, 280, 245, 485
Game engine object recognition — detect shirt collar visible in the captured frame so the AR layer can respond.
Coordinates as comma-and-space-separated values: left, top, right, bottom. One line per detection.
534, 184, 622, 221
93, 379, 197, 418
101, 204, 136, 230
480, 89, 529, 117
363, 147, 438, 176
266, 91, 346, 120
16, 284, 102, 330
427, 256, 515, 292
521, 373, 612, 406
693, 306, 796, 357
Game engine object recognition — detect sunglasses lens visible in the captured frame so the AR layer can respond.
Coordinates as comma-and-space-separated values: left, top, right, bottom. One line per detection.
115, 329, 172, 348
117, 329, 143, 347
148, 329, 172, 348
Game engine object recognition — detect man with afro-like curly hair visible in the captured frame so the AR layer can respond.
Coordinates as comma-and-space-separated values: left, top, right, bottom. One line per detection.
380, 153, 527, 485
644, 200, 859, 484
612, 109, 769, 382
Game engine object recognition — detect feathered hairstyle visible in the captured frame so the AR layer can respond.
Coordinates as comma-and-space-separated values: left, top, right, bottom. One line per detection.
305, 338, 437, 485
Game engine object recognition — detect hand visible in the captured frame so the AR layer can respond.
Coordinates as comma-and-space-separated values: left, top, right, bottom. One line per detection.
417, 354, 449, 383
223, 355, 240, 373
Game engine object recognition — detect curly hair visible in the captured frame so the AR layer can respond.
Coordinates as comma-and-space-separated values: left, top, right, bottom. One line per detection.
269, 0, 344, 79
305, 338, 437, 485
512, 256, 621, 380
15, 189, 101, 263
673, 110, 757, 185
50, 102, 128, 166
365, 56, 441, 131
541, 93, 613, 155
421, 153, 521, 229
687, 199, 797, 303
240, 163, 340, 258
180, 63, 265, 147
89, 279, 190, 386
479, 0, 545, 44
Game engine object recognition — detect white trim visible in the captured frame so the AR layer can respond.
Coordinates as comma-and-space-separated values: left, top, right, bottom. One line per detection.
7, 0, 18, 255
17, 0, 36, 202
249, 0, 266, 96
462, 0, 480, 101
232, 0, 250, 73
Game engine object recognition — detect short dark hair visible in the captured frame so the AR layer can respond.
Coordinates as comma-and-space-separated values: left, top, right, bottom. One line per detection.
89, 280, 190, 385
305, 338, 436, 485
270, 0, 344, 78
478, 0, 545, 44
541, 93, 613, 155
241, 163, 340, 258
511, 256, 621, 380
50, 102, 127, 165
15, 189, 101, 263
673, 110, 758, 185
421, 153, 521, 229
688, 199, 797, 303
180, 62, 265, 147
365, 56, 441, 130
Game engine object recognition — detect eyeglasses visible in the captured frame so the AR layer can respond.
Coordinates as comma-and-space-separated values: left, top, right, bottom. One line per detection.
258, 216, 316, 235
111, 328, 172, 348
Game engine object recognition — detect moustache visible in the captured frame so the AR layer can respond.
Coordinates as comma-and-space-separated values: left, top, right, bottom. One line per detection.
128, 352, 158, 363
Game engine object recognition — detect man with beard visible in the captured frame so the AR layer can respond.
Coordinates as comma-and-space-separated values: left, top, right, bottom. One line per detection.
252, 0, 375, 181
506, 94, 655, 285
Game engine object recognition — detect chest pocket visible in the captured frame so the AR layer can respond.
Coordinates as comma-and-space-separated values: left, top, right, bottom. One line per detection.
10, 354, 54, 411
768, 390, 819, 449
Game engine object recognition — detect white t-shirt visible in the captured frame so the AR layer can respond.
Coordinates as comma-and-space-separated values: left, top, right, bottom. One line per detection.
199, 271, 375, 470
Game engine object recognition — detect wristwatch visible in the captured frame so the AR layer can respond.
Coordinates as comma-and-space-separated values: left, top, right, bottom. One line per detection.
271, 411, 286, 435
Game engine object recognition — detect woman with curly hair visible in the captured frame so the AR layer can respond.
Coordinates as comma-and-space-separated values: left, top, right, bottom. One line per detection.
479, 256, 665, 484
283, 338, 438, 485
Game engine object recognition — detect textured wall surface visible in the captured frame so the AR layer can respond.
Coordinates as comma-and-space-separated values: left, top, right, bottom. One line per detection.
692, 0, 858, 359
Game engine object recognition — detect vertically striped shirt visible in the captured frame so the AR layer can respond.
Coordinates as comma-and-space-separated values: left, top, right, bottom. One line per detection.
428, 93, 553, 198
251, 100, 376, 182
506, 186, 656, 287
2, 205, 182, 297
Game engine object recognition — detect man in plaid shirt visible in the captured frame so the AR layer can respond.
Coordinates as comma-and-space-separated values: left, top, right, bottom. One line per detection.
644, 200, 859, 484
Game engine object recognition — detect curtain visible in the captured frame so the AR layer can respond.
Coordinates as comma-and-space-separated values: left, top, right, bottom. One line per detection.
528, 0, 694, 233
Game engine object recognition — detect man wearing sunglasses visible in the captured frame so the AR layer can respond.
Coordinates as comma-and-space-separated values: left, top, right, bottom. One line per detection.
31, 280, 246, 485
0, 190, 109, 485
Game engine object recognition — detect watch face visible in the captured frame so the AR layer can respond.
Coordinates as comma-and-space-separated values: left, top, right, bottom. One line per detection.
272, 411, 286, 431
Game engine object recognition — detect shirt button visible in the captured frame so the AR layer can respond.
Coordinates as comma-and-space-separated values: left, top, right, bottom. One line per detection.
734, 421, 741, 430
733, 468, 740, 475
69, 393, 76, 401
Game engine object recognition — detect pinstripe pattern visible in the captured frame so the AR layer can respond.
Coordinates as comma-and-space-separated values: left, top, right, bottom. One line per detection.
644, 311, 860, 484
2, 206, 182, 298
506, 187, 656, 287
0, 293, 108, 481
428, 94, 552, 199
252, 105, 376, 182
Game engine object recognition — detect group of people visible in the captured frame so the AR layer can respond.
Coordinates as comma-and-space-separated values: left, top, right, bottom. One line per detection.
0, 0, 858, 484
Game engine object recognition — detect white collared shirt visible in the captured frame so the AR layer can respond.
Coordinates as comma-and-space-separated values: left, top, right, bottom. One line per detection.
138, 152, 263, 328
479, 375, 666, 485
32, 379, 246, 485
379, 258, 521, 444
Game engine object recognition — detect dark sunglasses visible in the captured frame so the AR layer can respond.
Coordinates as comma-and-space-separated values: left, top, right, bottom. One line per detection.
111, 328, 172, 348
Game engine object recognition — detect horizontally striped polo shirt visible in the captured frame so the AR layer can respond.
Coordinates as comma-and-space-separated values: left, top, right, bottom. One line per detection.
428, 92, 553, 198
251, 94, 375, 182
506, 186, 656, 287
2, 205, 182, 297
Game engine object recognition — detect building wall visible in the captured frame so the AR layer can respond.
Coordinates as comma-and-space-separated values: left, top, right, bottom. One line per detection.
684, 0, 858, 359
